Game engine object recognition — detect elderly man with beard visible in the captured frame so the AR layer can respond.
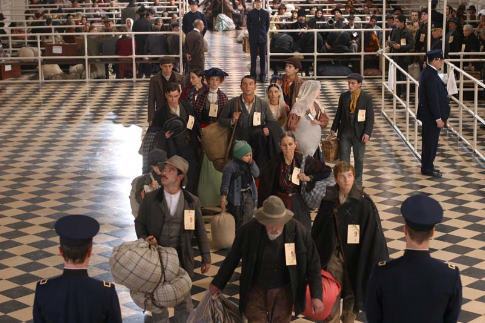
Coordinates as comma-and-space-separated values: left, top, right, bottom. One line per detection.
209, 195, 324, 322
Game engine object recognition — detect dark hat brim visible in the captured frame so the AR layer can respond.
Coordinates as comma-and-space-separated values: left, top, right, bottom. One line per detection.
204, 68, 228, 78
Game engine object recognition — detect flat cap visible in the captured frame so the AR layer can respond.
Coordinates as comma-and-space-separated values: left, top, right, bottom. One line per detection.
204, 67, 228, 78
148, 148, 167, 166
55, 215, 100, 246
347, 72, 363, 82
401, 194, 443, 231
426, 49, 443, 60
284, 56, 302, 70
159, 56, 174, 65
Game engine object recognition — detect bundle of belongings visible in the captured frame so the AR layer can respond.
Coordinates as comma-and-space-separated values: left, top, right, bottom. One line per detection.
187, 292, 242, 323
215, 14, 236, 31
109, 239, 192, 312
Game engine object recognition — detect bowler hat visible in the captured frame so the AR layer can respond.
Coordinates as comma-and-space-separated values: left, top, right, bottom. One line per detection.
284, 56, 302, 70
164, 155, 189, 186
162, 117, 186, 138
255, 196, 294, 226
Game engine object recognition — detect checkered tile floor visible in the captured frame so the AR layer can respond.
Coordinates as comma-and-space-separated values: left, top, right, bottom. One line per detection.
0, 31, 483, 323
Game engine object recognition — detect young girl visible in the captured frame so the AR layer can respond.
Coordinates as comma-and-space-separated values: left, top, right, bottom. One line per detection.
220, 141, 259, 231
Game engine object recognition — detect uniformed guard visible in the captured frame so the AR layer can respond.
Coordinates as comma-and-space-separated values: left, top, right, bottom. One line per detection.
365, 194, 462, 323
182, 0, 208, 35
33, 215, 122, 323
247, 0, 270, 82
417, 49, 450, 178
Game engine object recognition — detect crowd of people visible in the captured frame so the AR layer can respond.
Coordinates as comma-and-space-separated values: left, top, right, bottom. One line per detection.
1, 0, 478, 322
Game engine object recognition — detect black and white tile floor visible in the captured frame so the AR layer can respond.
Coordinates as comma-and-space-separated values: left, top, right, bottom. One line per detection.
0, 31, 483, 322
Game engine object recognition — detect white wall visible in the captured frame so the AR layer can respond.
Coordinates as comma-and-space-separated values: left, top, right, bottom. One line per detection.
0, 0, 27, 21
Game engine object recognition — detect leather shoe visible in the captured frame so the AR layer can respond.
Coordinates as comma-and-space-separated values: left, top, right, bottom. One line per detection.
421, 170, 442, 178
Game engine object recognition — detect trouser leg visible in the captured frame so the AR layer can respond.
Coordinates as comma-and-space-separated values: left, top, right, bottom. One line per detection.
245, 286, 269, 323
249, 41, 258, 77
151, 307, 170, 323
259, 41, 267, 77
267, 287, 293, 323
421, 122, 440, 172
351, 136, 366, 187
241, 191, 255, 226
338, 135, 352, 163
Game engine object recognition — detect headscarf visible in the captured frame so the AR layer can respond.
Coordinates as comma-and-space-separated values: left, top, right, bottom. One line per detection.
125, 18, 134, 32
291, 80, 324, 117
265, 83, 287, 120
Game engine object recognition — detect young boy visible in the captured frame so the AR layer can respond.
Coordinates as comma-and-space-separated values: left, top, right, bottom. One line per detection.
220, 141, 259, 231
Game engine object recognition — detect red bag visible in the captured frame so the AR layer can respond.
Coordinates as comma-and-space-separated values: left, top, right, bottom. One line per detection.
302, 270, 341, 321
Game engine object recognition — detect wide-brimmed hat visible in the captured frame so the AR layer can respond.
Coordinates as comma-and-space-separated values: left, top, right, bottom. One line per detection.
284, 57, 302, 70
204, 67, 228, 79
164, 155, 189, 186
255, 196, 294, 226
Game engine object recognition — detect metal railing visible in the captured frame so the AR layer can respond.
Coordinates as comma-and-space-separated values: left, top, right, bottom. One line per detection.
0, 30, 184, 83
381, 53, 484, 161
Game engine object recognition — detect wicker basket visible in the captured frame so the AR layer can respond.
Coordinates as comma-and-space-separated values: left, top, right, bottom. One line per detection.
322, 134, 339, 163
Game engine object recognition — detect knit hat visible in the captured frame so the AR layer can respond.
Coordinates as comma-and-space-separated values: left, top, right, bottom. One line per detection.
232, 140, 252, 160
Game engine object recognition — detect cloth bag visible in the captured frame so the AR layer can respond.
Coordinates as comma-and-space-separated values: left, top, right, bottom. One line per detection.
109, 239, 179, 292
201, 122, 231, 172
302, 270, 341, 321
301, 175, 335, 210
321, 133, 338, 163
130, 267, 192, 312
215, 14, 236, 31
187, 292, 242, 323
210, 212, 235, 250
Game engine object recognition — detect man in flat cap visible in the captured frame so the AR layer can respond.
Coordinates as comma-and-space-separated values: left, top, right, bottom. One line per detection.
135, 155, 211, 322
147, 56, 183, 124
417, 49, 450, 178
331, 73, 374, 188
33, 215, 122, 323
247, 0, 270, 82
209, 196, 324, 322
365, 194, 462, 323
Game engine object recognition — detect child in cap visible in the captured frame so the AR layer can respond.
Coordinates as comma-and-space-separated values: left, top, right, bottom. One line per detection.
220, 140, 260, 231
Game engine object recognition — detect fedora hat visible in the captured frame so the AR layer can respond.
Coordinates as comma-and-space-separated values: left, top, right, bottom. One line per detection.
164, 155, 189, 186
255, 196, 294, 226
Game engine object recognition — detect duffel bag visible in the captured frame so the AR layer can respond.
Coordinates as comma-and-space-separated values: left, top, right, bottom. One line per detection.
109, 239, 179, 292
302, 269, 341, 321
210, 212, 235, 250
201, 122, 231, 171
131, 267, 192, 312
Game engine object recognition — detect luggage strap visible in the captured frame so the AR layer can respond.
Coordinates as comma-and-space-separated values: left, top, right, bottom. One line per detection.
144, 246, 166, 312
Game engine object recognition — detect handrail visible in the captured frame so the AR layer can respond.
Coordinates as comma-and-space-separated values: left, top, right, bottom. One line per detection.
0, 31, 184, 83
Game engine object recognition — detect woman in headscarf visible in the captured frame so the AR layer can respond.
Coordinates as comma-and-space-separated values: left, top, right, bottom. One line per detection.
265, 83, 288, 128
287, 80, 328, 157
125, 18, 134, 32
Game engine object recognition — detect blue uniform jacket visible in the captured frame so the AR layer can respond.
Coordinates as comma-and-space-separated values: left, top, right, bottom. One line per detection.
33, 269, 122, 323
365, 250, 462, 323
417, 65, 450, 124
247, 8, 270, 43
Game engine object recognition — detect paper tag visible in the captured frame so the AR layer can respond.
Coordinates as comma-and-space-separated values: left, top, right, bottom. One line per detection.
53, 46, 62, 54
352, 32, 358, 38
209, 103, 218, 118
284, 243, 297, 266
4, 64, 12, 72
291, 167, 301, 185
448, 35, 454, 44
358, 109, 366, 122
184, 210, 195, 230
253, 111, 261, 126
400, 38, 406, 46
187, 115, 195, 130
461, 44, 466, 52
419, 33, 425, 42
347, 224, 360, 244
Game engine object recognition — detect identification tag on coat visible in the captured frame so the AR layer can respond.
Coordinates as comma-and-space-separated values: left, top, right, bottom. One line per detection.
253, 112, 261, 126
358, 109, 366, 122
285, 243, 297, 266
448, 35, 454, 44
53, 46, 63, 54
400, 38, 406, 46
291, 167, 301, 185
187, 115, 195, 130
209, 104, 218, 117
184, 210, 195, 230
347, 224, 360, 244
5, 65, 12, 72
420, 33, 425, 42
461, 44, 466, 52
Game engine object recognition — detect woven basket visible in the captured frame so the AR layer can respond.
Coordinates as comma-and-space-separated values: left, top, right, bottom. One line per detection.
322, 134, 339, 163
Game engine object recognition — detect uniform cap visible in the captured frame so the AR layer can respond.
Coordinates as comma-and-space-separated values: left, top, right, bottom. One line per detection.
188, 0, 199, 5
401, 194, 443, 231
55, 215, 100, 246
426, 49, 443, 60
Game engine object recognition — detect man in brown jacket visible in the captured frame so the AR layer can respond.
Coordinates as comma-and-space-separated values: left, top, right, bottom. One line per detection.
184, 19, 205, 72
147, 56, 183, 124
281, 56, 304, 109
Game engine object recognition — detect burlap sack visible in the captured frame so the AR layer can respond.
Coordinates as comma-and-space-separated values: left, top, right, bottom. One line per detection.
201, 122, 230, 170
131, 267, 192, 312
109, 239, 179, 292
210, 212, 235, 250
